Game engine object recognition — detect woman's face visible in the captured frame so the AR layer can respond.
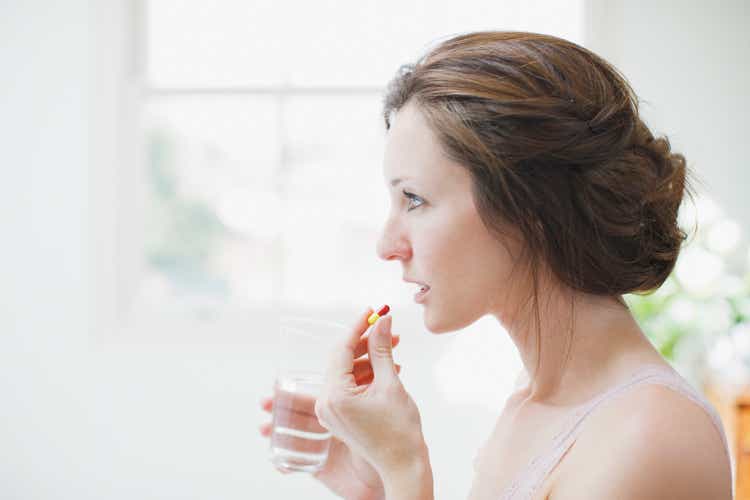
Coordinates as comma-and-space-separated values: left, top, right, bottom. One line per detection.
376, 101, 524, 333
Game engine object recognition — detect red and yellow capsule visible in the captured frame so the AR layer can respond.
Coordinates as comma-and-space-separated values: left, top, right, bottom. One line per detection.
367, 305, 390, 325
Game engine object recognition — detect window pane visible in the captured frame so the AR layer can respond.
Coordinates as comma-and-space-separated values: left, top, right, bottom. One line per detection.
146, 0, 585, 88
279, 95, 408, 308
137, 93, 412, 312
139, 0, 587, 313
139, 95, 282, 309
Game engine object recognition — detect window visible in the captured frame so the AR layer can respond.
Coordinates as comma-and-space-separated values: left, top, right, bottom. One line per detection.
119, 0, 586, 337
105, 3, 587, 496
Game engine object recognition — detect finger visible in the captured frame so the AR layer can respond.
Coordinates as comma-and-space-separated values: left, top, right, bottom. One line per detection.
353, 332, 400, 360
326, 307, 374, 386
355, 365, 401, 386
352, 357, 374, 383
267, 395, 327, 433
367, 315, 397, 384
260, 396, 273, 413
260, 423, 317, 475
352, 358, 401, 377
354, 362, 402, 386
259, 421, 273, 436
273, 426, 331, 453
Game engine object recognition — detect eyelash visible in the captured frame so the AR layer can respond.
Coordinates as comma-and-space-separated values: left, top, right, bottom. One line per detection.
403, 190, 425, 211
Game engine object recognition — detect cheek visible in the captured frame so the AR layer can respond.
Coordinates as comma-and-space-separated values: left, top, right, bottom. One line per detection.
417, 216, 463, 270
424, 247, 497, 331
435, 228, 514, 310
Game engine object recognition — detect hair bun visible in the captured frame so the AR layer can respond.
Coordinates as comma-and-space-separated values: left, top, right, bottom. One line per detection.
624, 121, 690, 294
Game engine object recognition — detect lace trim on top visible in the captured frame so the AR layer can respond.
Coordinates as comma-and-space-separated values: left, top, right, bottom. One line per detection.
496, 364, 732, 500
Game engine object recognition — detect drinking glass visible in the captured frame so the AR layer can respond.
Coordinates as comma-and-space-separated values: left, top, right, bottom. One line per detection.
268, 316, 348, 473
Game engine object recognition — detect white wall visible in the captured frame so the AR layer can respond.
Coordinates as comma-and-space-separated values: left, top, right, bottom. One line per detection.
1, 4, 498, 498
587, 0, 750, 267
1, 1, 747, 499
0, 0, 96, 497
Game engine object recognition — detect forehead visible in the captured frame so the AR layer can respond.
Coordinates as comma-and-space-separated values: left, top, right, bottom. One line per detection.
383, 102, 463, 185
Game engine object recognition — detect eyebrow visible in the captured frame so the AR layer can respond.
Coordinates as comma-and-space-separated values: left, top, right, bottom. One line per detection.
389, 177, 411, 187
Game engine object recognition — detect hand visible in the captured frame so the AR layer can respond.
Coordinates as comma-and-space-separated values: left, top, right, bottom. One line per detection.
314, 308, 428, 478
259, 326, 402, 500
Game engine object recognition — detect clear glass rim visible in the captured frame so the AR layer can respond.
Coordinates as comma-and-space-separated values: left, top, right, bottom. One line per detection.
278, 316, 349, 339
280, 316, 348, 329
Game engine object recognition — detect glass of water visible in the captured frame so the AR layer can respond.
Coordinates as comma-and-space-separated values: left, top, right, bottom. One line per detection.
269, 316, 348, 473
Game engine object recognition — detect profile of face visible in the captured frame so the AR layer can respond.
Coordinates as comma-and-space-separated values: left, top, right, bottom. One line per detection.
376, 101, 524, 333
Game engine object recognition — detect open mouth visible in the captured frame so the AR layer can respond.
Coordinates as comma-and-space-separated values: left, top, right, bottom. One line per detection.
414, 284, 431, 302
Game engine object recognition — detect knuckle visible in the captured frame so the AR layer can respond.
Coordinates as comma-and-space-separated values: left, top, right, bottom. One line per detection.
373, 345, 393, 357
380, 382, 406, 402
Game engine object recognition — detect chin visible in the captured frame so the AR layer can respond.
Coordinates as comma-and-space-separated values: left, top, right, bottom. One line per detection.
423, 305, 478, 334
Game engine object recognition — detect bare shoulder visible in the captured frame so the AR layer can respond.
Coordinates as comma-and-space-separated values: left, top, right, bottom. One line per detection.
550, 382, 733, 499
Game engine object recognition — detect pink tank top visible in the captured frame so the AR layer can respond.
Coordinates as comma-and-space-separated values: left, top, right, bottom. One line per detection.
491, 363, 734, 500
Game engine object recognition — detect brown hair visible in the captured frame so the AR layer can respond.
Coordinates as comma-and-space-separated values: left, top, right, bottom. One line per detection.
382, 31, 694, 363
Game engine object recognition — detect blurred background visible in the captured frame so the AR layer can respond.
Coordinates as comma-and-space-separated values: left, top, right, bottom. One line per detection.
1, 0, 749, 498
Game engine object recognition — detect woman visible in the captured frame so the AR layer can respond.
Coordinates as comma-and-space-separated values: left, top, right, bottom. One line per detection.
259, 31, 734, 499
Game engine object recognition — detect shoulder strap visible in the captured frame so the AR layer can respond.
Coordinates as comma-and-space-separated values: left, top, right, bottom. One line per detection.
500, 364, 732, 500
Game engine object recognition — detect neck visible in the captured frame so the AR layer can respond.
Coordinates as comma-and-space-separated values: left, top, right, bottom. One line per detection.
495, 286, 656, 405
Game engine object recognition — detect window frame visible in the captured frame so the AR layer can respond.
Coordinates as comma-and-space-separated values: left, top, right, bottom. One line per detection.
92, 0, 592, 345
93, 0, 393, 345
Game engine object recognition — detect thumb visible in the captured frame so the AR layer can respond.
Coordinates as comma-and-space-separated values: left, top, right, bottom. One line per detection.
367, 315, 397, 383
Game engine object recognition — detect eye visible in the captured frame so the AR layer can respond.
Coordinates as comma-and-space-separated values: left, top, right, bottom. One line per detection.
403, 190, 425, 211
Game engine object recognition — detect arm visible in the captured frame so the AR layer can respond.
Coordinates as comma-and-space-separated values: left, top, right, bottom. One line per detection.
381, 444, 434, 500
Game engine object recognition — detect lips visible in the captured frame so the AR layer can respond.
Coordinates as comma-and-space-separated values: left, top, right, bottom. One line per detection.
403, 277, 430, 291
414, 285, 430, 303
404, 277, 431, 303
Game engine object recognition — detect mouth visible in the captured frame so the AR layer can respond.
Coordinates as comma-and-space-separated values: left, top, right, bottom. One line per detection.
414, 285, 430, 303
404, 278, 431, 303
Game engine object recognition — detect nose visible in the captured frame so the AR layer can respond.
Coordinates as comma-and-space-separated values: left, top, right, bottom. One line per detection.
375, 216, 412, 262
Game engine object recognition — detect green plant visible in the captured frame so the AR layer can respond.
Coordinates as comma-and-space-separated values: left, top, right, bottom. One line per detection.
624, 195, 750, 363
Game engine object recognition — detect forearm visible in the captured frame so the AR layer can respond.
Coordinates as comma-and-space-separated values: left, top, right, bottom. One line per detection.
381, 447, 434, 500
